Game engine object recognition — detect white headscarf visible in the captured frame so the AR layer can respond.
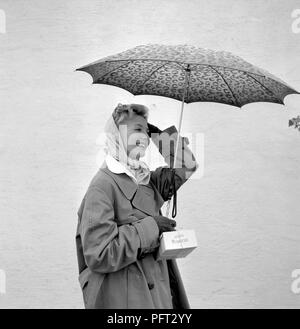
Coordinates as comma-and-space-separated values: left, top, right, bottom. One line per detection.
104, 114, 151, 185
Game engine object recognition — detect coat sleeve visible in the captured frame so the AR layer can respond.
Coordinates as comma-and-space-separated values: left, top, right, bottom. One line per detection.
150, 125, 198, 201
80, 186, 159, 274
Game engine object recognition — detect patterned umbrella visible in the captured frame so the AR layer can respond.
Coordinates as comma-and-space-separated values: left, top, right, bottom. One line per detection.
76, 44, 299, 216
76, 44, 298, 107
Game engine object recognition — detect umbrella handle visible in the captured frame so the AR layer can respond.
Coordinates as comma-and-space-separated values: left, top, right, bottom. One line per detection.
165, 65, 191, 218
165, 169, 177, 218
165, 192, 177, 218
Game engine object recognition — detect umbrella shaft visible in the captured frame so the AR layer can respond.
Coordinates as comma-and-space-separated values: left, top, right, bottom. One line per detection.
174, 66, 190, 167
166, 67, 190, 217
173, 91, 186, 166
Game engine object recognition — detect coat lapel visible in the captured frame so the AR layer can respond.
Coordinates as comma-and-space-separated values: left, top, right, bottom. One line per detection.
101, 165, 164, 216
101, 165, 137, 200
131, 184, 163, 216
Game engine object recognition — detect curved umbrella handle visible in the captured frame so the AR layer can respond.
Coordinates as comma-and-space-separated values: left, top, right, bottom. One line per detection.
165, 169, 177, 218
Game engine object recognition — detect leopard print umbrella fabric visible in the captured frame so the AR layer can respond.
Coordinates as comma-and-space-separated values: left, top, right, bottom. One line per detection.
77, 44, 298, 107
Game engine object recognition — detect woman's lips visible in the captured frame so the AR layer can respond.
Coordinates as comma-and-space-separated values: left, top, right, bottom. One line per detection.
136, 140, 147, 148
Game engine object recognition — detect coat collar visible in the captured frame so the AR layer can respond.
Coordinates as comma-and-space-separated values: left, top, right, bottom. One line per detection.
105, 154, 137, 182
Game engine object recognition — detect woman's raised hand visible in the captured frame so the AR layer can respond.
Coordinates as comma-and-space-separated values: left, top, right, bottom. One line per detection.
147, 123, 162, 137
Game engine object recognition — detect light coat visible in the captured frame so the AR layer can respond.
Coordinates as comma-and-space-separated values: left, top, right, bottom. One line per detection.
75, 126, 198, 309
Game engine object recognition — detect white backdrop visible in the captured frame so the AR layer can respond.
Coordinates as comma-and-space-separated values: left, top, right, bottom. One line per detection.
0, 0, 300, 308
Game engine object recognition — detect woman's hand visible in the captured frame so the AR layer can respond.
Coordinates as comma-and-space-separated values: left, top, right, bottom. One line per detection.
152, 215, 176, 235
147, 123, 162, 137
148, 123, 189, 145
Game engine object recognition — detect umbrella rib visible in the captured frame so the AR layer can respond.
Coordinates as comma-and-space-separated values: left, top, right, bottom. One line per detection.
139, 62, 171, 88
244, 72, 284, 103
93, 61, 131, 82
208, 65, 241, 107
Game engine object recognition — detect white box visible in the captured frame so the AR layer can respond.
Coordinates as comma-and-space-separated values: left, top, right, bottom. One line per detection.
156, 229, 198, 260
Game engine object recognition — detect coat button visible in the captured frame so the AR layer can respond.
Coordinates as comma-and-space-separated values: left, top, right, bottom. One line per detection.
148, 283, 155, 290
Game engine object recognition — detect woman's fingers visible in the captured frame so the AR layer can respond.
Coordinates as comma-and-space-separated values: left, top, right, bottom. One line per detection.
152, 215, 177, 234
162, 219, 177, 232
170, 220, 176, 228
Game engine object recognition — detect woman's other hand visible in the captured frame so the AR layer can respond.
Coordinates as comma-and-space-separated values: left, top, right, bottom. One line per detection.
152, 215, 176, 235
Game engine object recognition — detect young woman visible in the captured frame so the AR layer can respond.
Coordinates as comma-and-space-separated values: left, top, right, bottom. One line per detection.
75, 103, 198, 309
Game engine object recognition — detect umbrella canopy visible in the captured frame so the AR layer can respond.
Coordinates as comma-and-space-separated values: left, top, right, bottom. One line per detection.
76, 44, 299, 107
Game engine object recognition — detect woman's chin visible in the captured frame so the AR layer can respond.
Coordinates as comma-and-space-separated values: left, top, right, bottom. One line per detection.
138, 148, 146, 158
129, 147, 146, 160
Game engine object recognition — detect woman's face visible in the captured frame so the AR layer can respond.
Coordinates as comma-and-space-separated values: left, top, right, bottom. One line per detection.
119, 114, 150, 160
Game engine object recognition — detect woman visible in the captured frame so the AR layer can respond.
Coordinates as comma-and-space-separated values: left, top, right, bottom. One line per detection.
75, 103, 198, 309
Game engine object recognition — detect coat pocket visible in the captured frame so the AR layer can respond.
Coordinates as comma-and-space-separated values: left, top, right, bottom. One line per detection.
78, 268, 105, 309
78, 267, 90, 308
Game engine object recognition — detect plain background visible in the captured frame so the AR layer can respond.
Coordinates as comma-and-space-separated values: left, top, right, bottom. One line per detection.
0, 0, 300, 308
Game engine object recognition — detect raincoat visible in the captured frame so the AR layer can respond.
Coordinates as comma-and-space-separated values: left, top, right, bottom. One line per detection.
75, 125, 198, 309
